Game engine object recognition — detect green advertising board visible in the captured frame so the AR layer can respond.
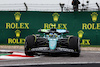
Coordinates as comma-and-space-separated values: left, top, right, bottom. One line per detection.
0, 11, 100, 45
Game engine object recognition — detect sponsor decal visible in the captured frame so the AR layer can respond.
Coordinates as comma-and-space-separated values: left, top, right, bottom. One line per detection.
91, 12, 98, 22
6, 23, 29, 29
78, 30, 90, 45
8, 38, 25, 44
44, 13, 67, 29
57, 48, 74, 52
14, 12, 21, 22
79, 12, 99, 45
31, 47, 74, 52
82, 12, 100, 30
78, 30, 84, 39
81, 39, 90, 45
52, 13, 60, 22
15, 30, 21, 37
82, 23, 100, 30
5, 12, 29, 44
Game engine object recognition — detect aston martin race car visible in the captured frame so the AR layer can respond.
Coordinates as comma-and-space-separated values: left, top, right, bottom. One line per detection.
24, 28, 81, 57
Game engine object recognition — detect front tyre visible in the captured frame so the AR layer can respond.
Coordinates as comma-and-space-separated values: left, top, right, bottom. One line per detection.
69, 36, 81, 57
24, 35, 36, 56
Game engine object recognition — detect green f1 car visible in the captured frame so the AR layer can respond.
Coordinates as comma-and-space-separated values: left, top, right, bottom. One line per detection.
24, 28, 81, 57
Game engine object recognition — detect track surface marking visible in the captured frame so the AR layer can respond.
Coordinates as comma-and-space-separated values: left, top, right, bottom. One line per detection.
0, 50, 39, 60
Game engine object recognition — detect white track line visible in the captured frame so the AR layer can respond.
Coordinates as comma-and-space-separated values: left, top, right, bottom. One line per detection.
0, 50, 13, 52
1, 62, 100, 66
83, 51, 100, 53
12, 52, 25, 55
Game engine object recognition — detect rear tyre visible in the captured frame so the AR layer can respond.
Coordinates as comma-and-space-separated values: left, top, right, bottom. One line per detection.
24, 35, 36, 56
69, 36, 81, 57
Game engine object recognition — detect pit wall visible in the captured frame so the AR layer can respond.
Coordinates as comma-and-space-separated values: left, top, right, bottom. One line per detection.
0, 11, 100, 45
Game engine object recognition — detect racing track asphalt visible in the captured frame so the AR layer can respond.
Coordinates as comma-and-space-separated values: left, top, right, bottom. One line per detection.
0, 49, 100, 66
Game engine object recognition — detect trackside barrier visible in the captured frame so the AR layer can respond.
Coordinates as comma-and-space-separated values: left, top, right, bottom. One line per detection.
0, 11, 100, 45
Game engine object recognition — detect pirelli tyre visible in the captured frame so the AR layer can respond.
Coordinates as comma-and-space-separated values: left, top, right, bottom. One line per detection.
24, 35, 36, 56
69, 36, 81, 57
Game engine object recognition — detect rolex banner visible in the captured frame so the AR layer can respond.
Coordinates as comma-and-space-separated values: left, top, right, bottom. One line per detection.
0, 11, 100, 45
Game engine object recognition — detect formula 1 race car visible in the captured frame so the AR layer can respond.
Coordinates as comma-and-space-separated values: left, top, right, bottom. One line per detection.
24, 28, 81, 57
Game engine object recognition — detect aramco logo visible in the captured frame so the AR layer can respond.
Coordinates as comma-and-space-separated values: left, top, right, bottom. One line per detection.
52, 13, 60, 22
14, 12, 21, 22
91, 12, 98, 22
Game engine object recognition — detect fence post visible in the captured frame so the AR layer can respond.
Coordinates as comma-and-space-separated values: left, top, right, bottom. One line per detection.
24, 2, 28, 11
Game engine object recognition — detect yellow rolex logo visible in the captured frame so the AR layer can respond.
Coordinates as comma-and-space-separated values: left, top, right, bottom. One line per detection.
14, 12, 21, 22
15, 30, 21, 37
78, 30, 84, 39
91, 12, 98, 22
52, 13, 60, 22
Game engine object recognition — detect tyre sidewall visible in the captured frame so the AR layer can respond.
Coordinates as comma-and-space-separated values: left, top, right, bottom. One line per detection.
69, 36, 81, 53
24, 35, 36, 56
